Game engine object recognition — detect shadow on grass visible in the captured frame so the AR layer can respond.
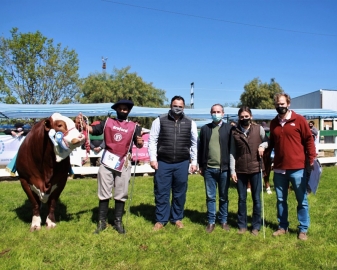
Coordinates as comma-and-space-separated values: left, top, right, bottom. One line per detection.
13, 199, 72, 224
184, 209, 239, 228
129, 203, 155, 223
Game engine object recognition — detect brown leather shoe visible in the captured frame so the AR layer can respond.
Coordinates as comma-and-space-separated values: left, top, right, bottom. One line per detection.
251, 229, 259, 236
237, 228, 247, 234
153, 222, 164, 231
272, 228, 288, 236
221, 223, 230, 231
206, 223, 215, 233
298, 232, 308, 241
175, 220, 184, 229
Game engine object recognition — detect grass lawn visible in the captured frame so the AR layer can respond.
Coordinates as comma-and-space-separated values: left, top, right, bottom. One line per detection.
0, 166, 336, 269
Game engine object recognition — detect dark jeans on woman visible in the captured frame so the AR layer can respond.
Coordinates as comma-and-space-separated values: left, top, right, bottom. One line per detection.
236, 172, 262, 230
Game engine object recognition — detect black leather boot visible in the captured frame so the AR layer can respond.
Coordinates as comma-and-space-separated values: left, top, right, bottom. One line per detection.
94, 199, 109, 234
114, 200, 125, 234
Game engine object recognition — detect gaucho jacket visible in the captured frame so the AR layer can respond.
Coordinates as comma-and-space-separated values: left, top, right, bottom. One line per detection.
198, 121, 233, 171
157, 112, 192, 163
231, 124, 263, 174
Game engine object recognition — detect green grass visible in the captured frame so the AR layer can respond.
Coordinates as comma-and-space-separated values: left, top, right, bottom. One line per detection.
1, 167, 337, 269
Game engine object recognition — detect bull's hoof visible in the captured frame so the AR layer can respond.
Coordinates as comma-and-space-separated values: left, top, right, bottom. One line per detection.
46, 217, 56, 229
29, 225, 41, 232
30, 216, 42, 232
46, 225, 56, 230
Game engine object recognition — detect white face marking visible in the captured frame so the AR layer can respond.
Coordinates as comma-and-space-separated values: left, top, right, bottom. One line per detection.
51, 113, 85, 149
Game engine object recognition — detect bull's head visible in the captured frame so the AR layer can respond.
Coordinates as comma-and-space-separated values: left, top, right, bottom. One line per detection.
45, 113, 85, 162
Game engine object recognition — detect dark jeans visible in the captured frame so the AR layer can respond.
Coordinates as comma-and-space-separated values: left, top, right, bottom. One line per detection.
236, 172, 262, 230
154, 160, 190, 224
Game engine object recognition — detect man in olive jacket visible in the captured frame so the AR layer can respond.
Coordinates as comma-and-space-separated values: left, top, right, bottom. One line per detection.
198, 104, 233, 233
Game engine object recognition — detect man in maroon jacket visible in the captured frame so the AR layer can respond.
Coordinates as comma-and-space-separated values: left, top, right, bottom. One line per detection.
269, 93, 316, 241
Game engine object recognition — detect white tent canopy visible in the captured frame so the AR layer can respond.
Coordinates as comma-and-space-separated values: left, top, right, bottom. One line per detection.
1, 103, 337, 121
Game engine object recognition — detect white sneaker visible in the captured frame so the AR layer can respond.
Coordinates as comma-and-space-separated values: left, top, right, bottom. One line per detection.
266, 187, 272, 194
247, 188, 251, 193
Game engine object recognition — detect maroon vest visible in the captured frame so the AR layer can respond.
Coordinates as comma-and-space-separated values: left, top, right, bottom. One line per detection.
101, 118, 136, 171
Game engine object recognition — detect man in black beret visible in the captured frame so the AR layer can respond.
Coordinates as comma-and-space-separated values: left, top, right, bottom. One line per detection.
76, 98, 144, 234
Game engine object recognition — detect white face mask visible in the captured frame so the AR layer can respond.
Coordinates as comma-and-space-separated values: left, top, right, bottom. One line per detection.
212, 114, 223, 122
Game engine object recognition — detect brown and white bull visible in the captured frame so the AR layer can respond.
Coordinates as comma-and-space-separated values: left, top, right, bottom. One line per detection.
16, 113, 85, 232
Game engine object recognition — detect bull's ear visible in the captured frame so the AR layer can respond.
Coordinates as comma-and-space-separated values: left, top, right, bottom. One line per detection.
44, 119, 52, 131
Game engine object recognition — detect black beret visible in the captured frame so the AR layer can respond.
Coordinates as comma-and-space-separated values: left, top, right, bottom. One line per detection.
111, 99, 134, 111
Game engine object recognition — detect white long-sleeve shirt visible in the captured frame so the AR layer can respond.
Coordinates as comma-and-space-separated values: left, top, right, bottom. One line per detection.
148, 116, 198, 165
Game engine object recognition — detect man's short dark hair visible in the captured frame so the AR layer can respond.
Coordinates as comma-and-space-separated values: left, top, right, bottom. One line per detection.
171, 96, 185, 105
309, 121, 315, 125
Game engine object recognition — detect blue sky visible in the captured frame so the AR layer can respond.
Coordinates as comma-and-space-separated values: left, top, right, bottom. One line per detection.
1, 0, 337, 109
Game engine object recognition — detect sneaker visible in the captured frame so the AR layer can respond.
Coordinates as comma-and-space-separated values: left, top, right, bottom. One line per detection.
298, 232, 308, 241
175, 220, 184, 229
266, 187, 272, 194
237, 228, 247, 234
251, 229, 259, 236
153, 222, 164, 231
247, 188, 251, 193
272, 228, 288, 237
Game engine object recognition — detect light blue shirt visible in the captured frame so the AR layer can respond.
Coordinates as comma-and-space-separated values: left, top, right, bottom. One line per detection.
148, 115, 198, 165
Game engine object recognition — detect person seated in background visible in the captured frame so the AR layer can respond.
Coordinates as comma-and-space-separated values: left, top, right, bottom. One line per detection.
4, 122, 29, 137
308, 121, 318, 141
89, 121, 105, 166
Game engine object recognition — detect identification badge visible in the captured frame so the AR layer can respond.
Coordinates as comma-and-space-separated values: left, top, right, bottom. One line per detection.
101, 150, 124, 172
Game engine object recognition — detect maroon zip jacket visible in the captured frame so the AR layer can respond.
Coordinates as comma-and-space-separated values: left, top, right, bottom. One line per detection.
269, 111, 316, 170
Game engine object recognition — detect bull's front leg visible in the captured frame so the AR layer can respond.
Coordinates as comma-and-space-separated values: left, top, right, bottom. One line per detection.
19, 178, 42, 232
46, 183, 63, 229
46, 196, 57, 229
45, 171, 68, 229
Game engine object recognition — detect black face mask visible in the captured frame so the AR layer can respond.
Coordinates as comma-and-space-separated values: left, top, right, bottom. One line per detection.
240, 118, 251, 126
276, 107, 288, 115
117, 111, 128, 120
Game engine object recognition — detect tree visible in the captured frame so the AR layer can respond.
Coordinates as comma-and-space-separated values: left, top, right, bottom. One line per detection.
80, 66, 167, 107
239, 78, 284, 109
80, 66, 168, 127
0, 28, 80, 104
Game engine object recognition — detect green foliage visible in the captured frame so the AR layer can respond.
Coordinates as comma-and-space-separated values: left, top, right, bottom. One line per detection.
0, 166, 336, 269
223, 102, 240, 108
80, 66, 167, 107
240, 78, 284, 109
0, 28, 80, 104
80, 66, 167, 128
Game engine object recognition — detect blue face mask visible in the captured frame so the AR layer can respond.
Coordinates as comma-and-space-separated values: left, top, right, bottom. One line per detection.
212, 114, 223, 122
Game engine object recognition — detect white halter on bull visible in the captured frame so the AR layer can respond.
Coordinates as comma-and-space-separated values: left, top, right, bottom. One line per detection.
48, 113, 86, 162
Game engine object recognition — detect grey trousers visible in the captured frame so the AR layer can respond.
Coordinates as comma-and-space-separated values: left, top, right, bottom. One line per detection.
97, 163, 132, 202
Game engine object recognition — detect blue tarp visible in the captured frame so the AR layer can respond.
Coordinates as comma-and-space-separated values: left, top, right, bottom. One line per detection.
1, 103, 337, 121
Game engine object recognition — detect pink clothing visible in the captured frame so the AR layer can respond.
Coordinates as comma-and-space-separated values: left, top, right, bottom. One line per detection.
270, 111, 316, 170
